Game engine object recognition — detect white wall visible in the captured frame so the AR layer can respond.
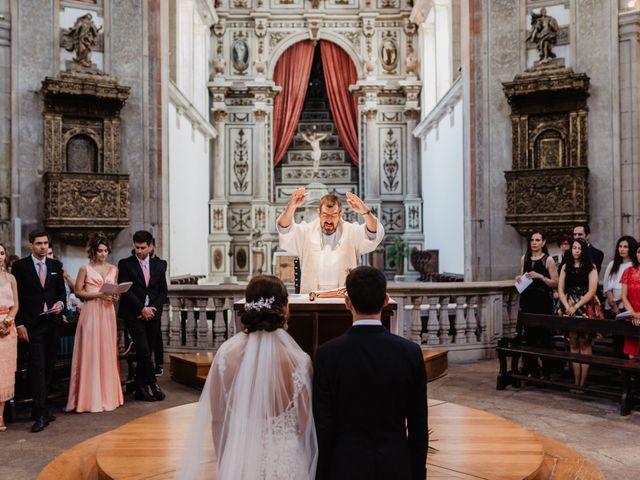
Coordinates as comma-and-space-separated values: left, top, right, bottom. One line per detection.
421, 98, 464, 274
168, 103, 210, 276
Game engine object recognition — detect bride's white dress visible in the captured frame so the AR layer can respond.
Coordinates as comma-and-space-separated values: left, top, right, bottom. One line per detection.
176, 329, 317, 480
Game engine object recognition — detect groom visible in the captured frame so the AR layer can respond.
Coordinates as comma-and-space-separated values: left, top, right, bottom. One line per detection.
313, 266, 428, 480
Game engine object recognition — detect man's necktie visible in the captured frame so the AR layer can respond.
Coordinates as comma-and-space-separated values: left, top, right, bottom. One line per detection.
140, 260, 150, 287
37, 261, 46, 288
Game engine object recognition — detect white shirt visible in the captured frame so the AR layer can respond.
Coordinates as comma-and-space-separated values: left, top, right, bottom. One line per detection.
603, 260, 633, 310
31, 255, 47, 277
352, 319, 383, 327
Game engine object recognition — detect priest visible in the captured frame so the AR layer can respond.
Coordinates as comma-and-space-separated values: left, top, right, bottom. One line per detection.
277, 187, 384, 293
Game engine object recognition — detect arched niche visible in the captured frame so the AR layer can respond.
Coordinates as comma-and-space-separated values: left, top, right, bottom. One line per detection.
65, 134, 99, 173
267, 32, 363, 80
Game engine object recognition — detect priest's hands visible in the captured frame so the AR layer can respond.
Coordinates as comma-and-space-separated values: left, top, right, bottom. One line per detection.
289, 187, 308, 208
345, 192, 369, 215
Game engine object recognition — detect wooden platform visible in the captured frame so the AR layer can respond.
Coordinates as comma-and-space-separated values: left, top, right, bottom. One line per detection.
38, 399, 604, 480
171, 348, 449, 388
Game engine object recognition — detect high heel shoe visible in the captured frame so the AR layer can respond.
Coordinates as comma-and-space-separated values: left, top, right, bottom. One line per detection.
0, 416, 6, 431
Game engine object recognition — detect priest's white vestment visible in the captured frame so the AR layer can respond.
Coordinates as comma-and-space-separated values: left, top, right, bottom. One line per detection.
278, 219, 384, 293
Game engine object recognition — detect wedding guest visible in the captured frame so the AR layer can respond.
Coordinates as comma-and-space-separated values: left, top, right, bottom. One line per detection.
573, 224, 605, 272
13, 230, 66, 432
150, 237, 167, 377
516, 231, 558, 378
603, 236, 636, 318
558, 238, 601, 388
620, 243, 640, 358
553, 233, 571, 270
0, 243, 19, 432
65, 233, 123, 412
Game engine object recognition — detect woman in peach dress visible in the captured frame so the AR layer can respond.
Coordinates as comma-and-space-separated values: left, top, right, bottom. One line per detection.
0, 243, 19, 431
65, 234, 123, 413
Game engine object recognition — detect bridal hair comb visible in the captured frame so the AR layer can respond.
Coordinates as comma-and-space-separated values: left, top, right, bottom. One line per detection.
245, 296, 276, 312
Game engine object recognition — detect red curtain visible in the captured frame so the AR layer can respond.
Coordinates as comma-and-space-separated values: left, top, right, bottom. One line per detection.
272, 41, 315, 166
320, 40, 359, 166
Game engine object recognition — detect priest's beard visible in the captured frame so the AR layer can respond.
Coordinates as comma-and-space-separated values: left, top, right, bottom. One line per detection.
321, 221, 338, 235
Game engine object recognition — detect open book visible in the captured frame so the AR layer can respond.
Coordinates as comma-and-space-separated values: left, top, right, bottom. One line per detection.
99, 282, 133, 295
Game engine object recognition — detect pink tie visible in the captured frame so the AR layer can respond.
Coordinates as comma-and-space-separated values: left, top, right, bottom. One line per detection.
37, 262, 46, 288
140, 260, 150, 287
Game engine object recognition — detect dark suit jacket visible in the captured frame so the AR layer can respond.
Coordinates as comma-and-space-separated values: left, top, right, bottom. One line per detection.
313, 325, 428, 480
588, 244, 604, 273
117, 255, 168, 321
12, 256, 67, 331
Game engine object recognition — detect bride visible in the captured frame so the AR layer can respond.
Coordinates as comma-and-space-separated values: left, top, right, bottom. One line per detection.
176, 275, 317, 479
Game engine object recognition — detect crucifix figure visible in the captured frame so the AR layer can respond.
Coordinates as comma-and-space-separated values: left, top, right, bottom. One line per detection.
301, 126, 328, 178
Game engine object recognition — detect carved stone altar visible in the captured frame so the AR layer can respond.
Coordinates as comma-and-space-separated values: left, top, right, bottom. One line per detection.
40, 13, 130, 245
502, 61, 590, 238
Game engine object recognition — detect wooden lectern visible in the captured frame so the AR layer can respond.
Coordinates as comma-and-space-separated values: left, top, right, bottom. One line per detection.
234, 295, 398, 359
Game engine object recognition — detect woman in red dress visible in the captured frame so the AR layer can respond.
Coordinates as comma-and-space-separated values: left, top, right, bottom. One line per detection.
621, 242, 640, 358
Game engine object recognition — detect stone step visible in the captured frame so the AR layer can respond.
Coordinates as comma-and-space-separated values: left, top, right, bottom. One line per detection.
302, 99, 329, 110
289, 134, 341, 150
284, 149, 347, 165
296, 122, 334, 134
278, 165, 356, 184
300, 110, 332, 122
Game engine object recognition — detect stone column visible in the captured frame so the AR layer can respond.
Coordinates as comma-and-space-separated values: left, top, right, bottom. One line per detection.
253, 110, 268, 201
0, 11, 11, 246
404, 109, 420, 199
207, 109, 233, 283
212, 110, 227, 201
365, 109, 380, 200
619, 10, 640, 238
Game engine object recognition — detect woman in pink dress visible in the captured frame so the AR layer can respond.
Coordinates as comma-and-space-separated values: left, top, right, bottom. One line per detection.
0, 243, 19, 431
65, 234, 123, 413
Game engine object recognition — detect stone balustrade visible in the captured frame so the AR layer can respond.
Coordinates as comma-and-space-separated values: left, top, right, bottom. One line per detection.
163, 280, 518, 362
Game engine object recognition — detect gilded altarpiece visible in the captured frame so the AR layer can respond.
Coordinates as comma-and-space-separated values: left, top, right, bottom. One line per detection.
502, 64, 590, 238
41, 72, 131, 244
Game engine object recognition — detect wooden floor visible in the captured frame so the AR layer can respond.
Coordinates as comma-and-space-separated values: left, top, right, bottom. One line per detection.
38, 398, 603, 480
170, 348, 449, 388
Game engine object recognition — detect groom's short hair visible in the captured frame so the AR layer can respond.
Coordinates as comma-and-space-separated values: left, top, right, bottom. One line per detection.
346, 266, 386, 314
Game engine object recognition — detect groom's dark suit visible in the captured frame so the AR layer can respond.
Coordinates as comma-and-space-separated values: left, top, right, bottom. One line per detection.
313, 324, 428, 480
12, 256, 67, 420
117, 254, 167, 388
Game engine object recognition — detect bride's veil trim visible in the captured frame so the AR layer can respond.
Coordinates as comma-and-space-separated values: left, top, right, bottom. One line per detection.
176, 329, 318, 479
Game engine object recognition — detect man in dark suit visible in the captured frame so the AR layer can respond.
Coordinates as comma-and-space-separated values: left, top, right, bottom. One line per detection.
118, 230, 168, 401
13, 230, 67, 432
149, 237, 167, 377
573, 224, 604, 272
313, 266, 428, 480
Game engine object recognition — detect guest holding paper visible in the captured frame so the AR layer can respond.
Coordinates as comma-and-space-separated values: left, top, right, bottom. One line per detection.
516, 231, 558, 378
620, 242, 640, 358
65, 233, 123, 413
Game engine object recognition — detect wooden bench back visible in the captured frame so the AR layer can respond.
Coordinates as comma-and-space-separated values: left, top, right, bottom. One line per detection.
517, 312, 640, 337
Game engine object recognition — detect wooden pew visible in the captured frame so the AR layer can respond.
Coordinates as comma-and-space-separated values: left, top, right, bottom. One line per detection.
496, 312, 640, 415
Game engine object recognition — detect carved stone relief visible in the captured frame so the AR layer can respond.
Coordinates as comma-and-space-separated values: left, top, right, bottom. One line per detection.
381, 206, 404, 232
381, 128, 401, 193
230, 207, 252, 233
228, 128, 252, 194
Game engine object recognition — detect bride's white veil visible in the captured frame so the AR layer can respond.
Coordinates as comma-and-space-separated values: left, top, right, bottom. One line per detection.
176, 278, 317, 480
